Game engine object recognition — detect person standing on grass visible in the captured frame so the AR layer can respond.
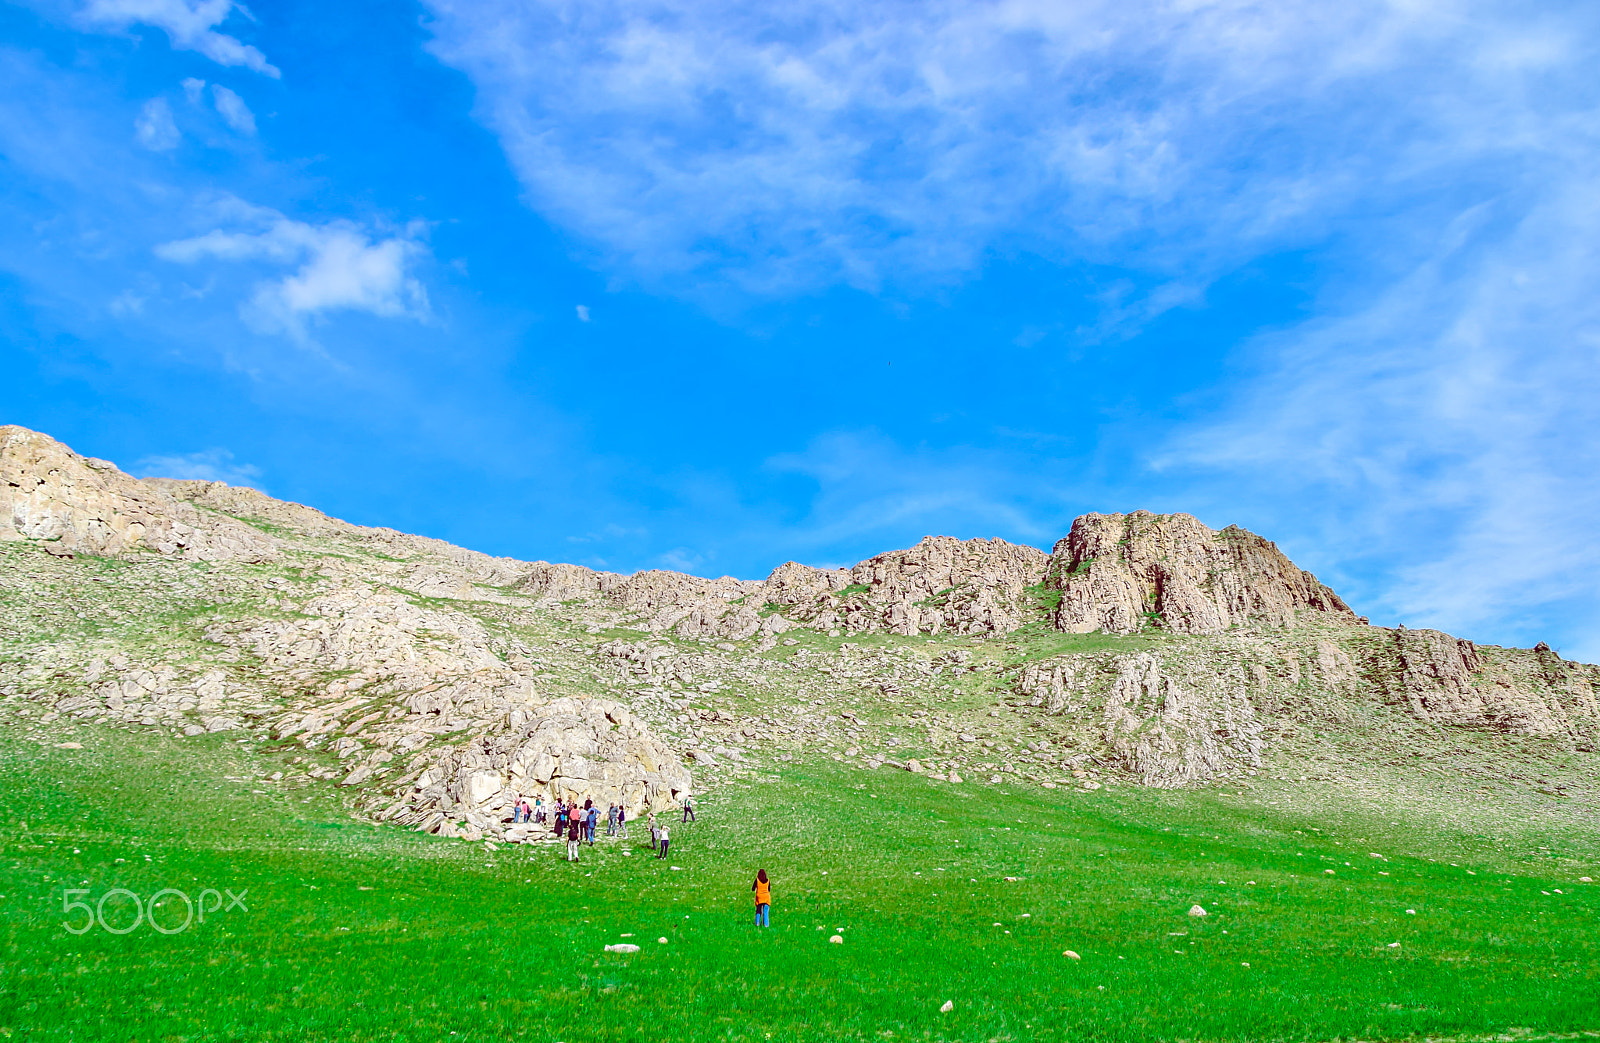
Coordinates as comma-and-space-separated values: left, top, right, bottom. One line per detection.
682, 797, 695, 823
657, 821, 671, 859
607, 804, 617, 836
566, 810, 582, 861
752, 869, 771, 927
617, 804, 628, 838
587, 803, 599, 845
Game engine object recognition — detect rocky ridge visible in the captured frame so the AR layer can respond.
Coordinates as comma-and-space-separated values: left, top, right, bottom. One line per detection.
3, 425, 1598, 839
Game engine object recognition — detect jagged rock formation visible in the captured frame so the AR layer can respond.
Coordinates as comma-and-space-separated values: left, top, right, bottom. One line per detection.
514, 535, 1048, 641
1044, 510, 1355, 635
2, 426, 275, 561
773, 536, 1049, 636
1385, 628, 1600, 744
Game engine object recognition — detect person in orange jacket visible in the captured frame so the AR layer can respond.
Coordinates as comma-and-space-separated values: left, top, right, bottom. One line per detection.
752, 869, 771, 928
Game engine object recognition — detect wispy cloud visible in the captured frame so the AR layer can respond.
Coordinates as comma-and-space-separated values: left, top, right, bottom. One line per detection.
210, 83, 254, 134
133, 96, 179, 150
78, 0, 280, 78
136, 447, 264, 488
155, 198, 430, 342
422, 0, 1596, 299
1157, 175, 1600, 655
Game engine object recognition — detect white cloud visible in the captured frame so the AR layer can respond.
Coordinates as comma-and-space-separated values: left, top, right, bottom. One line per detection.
181, 76, 206, 103
575, 304, 589, 322
133, 96, 179, 150
79, 0, 280, 78
155, 199, 430, 340
421, 0, 1593, 297
136, 447, 263, 488
210, 83, 254, 134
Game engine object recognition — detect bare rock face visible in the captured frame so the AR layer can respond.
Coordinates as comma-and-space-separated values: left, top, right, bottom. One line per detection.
1015, 645, 1267, 786
510, 536, 1047, 640
1045, 511, 1354, 635
1102, 652, 1264, 788
1, 426, 275, 561
1393, 628, 1600, 739
768, 536, 1049, 636
398, 697, 691, 835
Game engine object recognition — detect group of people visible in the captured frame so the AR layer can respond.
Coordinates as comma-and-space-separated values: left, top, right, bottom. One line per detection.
505, 794, 700, 863
507, 794, 767, 927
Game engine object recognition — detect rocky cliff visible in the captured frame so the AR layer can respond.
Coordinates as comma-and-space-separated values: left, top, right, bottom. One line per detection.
1044, 510, 1356, 635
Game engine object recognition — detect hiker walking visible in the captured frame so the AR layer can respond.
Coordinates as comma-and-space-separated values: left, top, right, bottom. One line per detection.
648, 811, 658, 852
657, 821, 671, 859
752, 869, 771, 927
681, 797, 695, 823
533, 796, 544, 824
617, 804, 628, 838
607, 804, 618, 836
586, 803, 599, 845
566, 811, 582, 861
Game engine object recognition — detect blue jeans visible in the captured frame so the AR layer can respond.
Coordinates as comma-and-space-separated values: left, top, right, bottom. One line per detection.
755, 903, 769, 927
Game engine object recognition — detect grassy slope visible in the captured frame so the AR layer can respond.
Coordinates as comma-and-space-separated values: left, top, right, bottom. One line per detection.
2, 724, 1597, 1043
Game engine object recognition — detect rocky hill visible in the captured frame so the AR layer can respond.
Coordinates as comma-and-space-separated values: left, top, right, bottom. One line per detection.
3, 424, 1597, 844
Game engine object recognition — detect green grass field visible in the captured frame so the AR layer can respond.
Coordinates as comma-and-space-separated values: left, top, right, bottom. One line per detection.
2, 725, 1597, 1042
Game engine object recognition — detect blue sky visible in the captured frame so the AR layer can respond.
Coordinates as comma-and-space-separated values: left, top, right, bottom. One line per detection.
3, 0, 1598, 657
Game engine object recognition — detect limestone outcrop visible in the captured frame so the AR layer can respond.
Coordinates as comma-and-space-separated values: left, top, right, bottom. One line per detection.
1015, 644, 1270, 787
761, 536, 1049, 637
518, 534, 1048, 640
392, 697, 691, 838
1390, 628, 1600, 742
1044, 511, 1354, 635
1, 426, 275, 561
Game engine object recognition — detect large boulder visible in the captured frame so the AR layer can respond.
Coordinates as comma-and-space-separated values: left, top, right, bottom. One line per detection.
401, 697, 692, 831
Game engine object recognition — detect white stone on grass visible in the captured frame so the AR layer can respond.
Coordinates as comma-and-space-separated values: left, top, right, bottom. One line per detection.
658, 937, 668, 944
1188, 904, 1207, 917
829, 934, 843, 944
940, 1000, 954, 1013
1064, 950, 1081, 960
605, 943, 640, 953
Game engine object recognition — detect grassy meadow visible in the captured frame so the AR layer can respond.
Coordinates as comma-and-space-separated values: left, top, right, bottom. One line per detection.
1, 724, 1597, 1043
